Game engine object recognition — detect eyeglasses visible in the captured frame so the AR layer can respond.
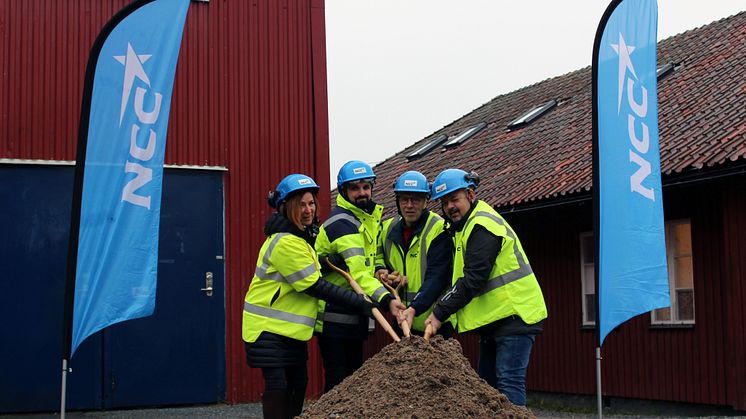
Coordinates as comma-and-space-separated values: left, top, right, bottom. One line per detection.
398, 196, 426, 204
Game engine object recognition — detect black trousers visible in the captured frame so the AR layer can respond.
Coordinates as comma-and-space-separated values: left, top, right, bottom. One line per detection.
318, 335, 364, 393
260, 364, 308, 393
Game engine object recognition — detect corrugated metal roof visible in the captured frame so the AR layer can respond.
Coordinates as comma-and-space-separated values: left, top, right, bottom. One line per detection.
371, 11, 746, 215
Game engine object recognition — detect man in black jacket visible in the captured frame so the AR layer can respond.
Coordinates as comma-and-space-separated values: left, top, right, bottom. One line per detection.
423, 168, 547, 406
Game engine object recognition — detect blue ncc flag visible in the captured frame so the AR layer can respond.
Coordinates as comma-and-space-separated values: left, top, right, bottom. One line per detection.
71, 0, 189, 355
594, 0, 669, 345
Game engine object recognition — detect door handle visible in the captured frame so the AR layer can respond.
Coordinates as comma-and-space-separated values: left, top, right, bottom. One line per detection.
201, 272, 213, 297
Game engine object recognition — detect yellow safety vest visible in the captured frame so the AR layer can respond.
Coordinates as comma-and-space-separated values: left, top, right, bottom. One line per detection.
380, 211, 454, 331
242, 232, 321, 343
452, 200, 547, 332
314, 194, 389, 332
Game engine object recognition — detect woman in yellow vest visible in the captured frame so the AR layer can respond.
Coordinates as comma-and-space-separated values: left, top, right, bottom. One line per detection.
424, 168, 547, 407
242, 174, 375, 419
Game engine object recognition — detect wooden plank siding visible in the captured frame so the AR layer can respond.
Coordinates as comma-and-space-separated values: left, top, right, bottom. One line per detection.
0, 0, 331, 403
722, 177, 746, 410
488, 176, 745, 409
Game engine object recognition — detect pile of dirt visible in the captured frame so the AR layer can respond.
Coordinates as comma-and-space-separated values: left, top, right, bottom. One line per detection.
300, 335, 535, 418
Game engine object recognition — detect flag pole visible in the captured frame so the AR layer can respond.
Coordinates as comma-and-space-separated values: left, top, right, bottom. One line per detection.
60, 2, 158, 416
591, 1, 623, 418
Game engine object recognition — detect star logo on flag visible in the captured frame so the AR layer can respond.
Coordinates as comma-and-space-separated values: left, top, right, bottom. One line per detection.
114, 43, 152, 126
611, 33, 637, 114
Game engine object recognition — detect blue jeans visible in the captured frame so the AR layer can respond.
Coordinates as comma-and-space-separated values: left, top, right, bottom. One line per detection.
478, 334, 536, 406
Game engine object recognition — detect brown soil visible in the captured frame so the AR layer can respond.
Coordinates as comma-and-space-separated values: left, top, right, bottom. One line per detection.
300, 335, 535, 419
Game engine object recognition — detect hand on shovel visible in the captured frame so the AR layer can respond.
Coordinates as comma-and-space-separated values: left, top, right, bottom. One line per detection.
398, 307, 416, 336
378, 276, 411, 338
423, 314, 442, 341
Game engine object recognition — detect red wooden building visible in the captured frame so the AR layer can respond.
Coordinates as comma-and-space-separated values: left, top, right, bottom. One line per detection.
369, 11, 746, 410
0, 0, 331, 411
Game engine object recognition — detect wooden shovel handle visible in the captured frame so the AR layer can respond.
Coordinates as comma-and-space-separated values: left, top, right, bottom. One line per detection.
424, 324, 434, 341
400, 319, 411, 338
325, 259, 401, 342
378, 278, 399, 299
377, 276, 411, 337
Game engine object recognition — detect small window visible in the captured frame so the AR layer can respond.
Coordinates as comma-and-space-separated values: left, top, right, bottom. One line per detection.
580, 233, 596, 326
441, 122, 487, 149
507, 100, 556, 130
656, 63, 675, 80
406, 134, 448, 161
652, 220, 695, 325
579, 219, 695, 327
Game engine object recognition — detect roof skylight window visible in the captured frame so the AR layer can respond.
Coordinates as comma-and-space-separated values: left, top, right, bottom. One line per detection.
656, 63, 675, 79
507, 100, 556, 130
406, 134, 448, 161
441, 122, 487, 149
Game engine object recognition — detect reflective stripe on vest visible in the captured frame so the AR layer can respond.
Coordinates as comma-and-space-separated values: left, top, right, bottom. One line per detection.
325, 212, 361, 230
323, 212, 365, 259
340, 247, 365, 258
371, 287, 388, 302
244, 302, 316, 328
322, 312, 360, 325
254, 233, 318, 284
382, 217, 400, 269
463, 211, 534, 296
418, 215, 439, 279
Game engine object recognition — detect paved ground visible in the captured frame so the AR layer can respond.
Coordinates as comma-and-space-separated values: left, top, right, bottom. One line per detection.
4, 391, 746, 419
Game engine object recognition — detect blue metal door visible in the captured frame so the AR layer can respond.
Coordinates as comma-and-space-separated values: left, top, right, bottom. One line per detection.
0, 166, 225, 412
0, 165, 102, 413
102, 169, 226, 408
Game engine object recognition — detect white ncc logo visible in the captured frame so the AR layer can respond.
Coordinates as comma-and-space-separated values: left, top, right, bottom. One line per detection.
114, 42, 164, 210
611, 33, 655, 201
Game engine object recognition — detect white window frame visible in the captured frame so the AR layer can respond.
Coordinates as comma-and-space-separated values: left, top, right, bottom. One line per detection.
579, 219, 695, 327
651, 219, 695, 325
579, 232, 596, 326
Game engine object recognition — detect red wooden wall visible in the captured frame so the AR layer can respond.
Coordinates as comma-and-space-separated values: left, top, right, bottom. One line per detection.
0, 0, 330, 403
496, 176, 746, 410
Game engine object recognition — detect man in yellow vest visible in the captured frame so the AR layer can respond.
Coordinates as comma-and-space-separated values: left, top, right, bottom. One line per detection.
315, 160, 405, 392
423, 168, 547, 407
380, 171, 454, 337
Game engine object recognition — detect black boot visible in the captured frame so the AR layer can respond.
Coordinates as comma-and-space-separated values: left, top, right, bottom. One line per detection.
261, 390, 288, 419
287, 387, 306, 418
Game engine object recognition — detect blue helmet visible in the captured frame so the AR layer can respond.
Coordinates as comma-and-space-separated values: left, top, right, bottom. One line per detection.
393, 171, 430, 196
337, 160, 376, 188
430, 169, 480, 200
268, 173, 320, 208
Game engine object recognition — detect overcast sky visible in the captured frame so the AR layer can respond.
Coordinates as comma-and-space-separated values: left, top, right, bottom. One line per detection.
324, 1, 746, 184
